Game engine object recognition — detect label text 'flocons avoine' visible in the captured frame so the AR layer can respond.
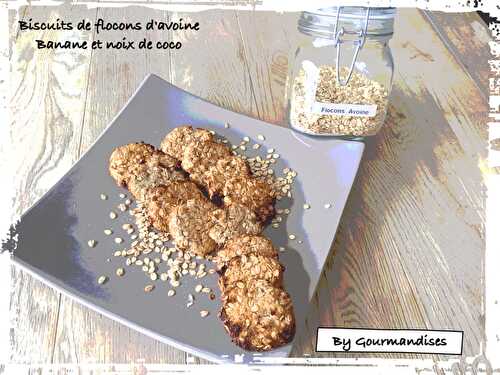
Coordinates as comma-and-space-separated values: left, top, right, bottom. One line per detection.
311, 102, 377, 117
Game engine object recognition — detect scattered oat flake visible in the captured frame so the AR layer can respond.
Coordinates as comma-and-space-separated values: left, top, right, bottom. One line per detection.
324, 203, 332, 209
97, 276, 107, 284
195, 284, 203, 293
303, 204, 311, 209
200, 310, 209, 318
187, 294, 195, 307
168, 289, 176, 297
114, 237, 123, 244
104, 229, 113, 235
253, 144, 260, 150
224, 122, 230, 128
257, 134, 265, 141
116, 268, 125, 277
100, 194, 107, 200
289, 234, 296, 240
109, 211, 117, 219
144, 284, 155, 292
119, 193, 126, 199
87, 240, 97, 248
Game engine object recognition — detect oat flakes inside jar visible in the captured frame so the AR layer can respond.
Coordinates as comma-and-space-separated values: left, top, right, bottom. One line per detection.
286, 7, 396, 138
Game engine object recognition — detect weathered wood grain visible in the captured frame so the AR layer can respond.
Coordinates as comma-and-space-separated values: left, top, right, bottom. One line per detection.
235, 10, 298, 125
169, 10, 256, 119
421, 10, 491, 98
52, 6, 188, 364
9, 3, 97, 364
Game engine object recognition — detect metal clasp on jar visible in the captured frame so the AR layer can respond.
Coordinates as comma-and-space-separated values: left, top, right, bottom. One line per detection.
333, 7, 370, 86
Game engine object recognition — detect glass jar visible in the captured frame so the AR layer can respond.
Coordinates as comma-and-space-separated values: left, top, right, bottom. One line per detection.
286, 7, 396, 138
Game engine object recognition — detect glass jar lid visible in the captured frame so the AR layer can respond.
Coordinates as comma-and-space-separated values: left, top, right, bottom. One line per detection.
298, 7, 396, 39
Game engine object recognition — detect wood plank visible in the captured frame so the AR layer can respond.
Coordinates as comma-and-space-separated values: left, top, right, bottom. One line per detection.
235, 10, 298, 125
421, 10, 490, 98
169, 10, 256, 119
9, 3, 97, 364
52, 6, 188, 364
390, 10, 488, 157
237, 8, 488, 360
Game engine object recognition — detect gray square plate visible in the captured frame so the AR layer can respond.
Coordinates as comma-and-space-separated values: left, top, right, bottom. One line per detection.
9, 74, 364, 363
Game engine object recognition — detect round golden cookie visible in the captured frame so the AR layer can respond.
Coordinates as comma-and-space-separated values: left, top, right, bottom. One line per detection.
127, 151, 186, 201
203, 156, 251, 198
160, 126, 214, 160
223, 176, 275, 223
220, 278, 295, 351
218, 252, 284, 292
143, 181, 207, 233
168, 198, 218, 256
181, 139, 232, 178
108, 143, 155, 187
209, 204, 263, 245
214, 235, 278, 268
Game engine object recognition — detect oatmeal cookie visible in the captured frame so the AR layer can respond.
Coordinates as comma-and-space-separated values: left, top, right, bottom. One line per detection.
127, 150, 186, 201
223, 176, 275, 223
181, 140, 232, 181
160, 126, 214, 160
168, 198, 218, 256
203, 156, 251, 198
144, 181, 207, 233
214, 235, 278, 268
209, 204, 263, 245
220, 278, 295, 351
218, 252, 284, 291
108, 143, 155, 187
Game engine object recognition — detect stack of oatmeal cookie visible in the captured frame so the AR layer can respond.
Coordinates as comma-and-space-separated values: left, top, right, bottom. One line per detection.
108, 125, 295, 351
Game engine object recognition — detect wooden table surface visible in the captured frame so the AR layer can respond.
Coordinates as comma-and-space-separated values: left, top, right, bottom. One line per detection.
8, 4, 491, 365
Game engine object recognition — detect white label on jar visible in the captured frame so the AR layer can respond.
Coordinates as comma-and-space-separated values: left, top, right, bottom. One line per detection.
301, 60, 320, 112
311, 102, 378, 117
